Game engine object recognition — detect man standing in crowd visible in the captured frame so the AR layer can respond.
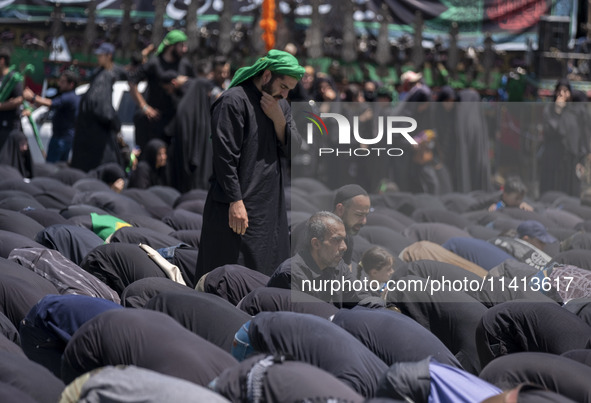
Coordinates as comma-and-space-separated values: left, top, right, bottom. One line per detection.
70, 43, 127, 172
23, 70, 80, 163
196, 49, 305, 278
128, 30, 194, 149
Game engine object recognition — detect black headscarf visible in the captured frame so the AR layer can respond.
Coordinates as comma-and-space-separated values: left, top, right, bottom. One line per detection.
128, 139, 169, 189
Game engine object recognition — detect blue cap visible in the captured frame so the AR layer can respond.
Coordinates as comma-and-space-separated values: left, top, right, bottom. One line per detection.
517, 220, 557, 244
231, 321, 254, 361
94, 42, 115, 55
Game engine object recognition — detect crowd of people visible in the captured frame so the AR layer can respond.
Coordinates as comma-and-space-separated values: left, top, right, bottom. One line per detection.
0, 29, 589, 402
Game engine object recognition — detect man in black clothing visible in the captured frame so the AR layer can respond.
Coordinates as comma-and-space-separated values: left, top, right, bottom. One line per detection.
196, 50, 304, 278
268, 211, 372, 307
129, 30, 194, 149
0, 46, 24, 150
291, 184, 370, 267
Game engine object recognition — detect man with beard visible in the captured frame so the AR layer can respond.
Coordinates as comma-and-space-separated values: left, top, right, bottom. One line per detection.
332, 184, 370, 265
196, 50, 304, 278
128, 30, 194, 149
290, 184, 370, 268
268, 211, 371, 307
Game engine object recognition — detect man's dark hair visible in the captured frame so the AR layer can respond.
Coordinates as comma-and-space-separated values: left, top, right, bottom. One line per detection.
504, 176, 527, 195
0, 46, 11, 66
304, 211, 343, 249
61, 70, 79, 87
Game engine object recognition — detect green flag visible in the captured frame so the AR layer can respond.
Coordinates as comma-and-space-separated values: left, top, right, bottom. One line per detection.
91, 213, 132, 241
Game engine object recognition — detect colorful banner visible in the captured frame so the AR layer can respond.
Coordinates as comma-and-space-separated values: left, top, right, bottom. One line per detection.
0, 0, 577, 49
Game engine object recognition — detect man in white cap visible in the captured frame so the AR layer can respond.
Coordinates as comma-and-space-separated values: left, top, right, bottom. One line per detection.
400, 70, 431, 102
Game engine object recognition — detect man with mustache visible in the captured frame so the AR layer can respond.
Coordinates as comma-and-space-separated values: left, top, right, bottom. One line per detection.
268, 211, 372, 307
197, 50, 305, 279
290, 184, 370, 269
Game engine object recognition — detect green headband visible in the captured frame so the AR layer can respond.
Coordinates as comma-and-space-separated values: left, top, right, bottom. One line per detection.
157, 30, 188, 54
229, 49, 305, 88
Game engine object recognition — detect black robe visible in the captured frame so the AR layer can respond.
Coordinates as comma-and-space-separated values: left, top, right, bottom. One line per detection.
0, 351, 64, 403
332, 307, 462, 369
60, 308, 238, 386
197, 80, 299, 277
237, 286, 339, 319
212, 354, 364, 403
248, 311, 388, 397
451, 89, 492, 192
539, 101, 586, 197
109, 226, 184, 249
0, 207, 44, 240
162, 209, 203, 231
144, 291, 251, 353
386, 274, 487, 374
0, 257, 58, 328
479, 352, 591, 403
476, 300, 591, 367
34, 224, 104, 266
0, 229, 45, 258
202, 263, 269, 306
121, 277, 195, 308
128, 138, 170, 190
120, 188, 173, 219
166, 78, 214, 193
80, 243, 169, 295
71, 66, 126, 172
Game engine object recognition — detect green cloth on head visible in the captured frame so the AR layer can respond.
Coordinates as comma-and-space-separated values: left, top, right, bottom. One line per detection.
90, 213, 132, 242
156, 30, 188, 54
229, 49, 305, 88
